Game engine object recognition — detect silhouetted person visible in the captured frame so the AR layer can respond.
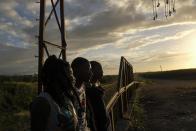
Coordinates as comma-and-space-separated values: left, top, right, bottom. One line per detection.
30, 55, 78, 131
86, 61, 110, 131
71, 57, 92, 131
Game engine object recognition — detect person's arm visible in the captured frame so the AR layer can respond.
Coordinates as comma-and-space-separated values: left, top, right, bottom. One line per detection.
30, 97, 50, 131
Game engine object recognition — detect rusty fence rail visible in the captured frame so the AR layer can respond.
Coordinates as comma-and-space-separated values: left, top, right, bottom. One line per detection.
106, 56, 139, 131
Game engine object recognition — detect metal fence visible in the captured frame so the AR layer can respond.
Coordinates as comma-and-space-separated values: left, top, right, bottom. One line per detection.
106, 56, 138, 131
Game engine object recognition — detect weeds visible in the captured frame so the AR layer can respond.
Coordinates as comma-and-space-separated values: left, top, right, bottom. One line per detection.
130, 87, 146, 131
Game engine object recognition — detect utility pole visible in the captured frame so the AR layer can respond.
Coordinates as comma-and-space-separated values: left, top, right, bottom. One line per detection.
160, 65, 163, 72
38, 0, 45, 94
37, 0, 67, 94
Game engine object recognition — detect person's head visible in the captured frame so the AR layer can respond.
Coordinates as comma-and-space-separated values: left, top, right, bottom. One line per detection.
90, 61, 103, 83
71, 57, 92, 85
41, 55, 75, 105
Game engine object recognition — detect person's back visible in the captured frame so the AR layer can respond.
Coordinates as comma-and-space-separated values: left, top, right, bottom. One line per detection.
30, 55, 78, 131
86, 61, 110, 131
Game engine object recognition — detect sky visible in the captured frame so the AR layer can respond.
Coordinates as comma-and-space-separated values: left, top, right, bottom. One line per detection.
0, 0, 196, 75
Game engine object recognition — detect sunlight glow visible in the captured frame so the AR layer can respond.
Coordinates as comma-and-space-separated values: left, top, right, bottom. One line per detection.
108, 0, 129, 8
188, 35, 196, 67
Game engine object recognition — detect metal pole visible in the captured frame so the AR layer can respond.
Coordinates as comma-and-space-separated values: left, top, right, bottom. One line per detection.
110, 109, 115, 131
38, 0, 46, 94
117, 57, 123, 91
60, 0, 67, 61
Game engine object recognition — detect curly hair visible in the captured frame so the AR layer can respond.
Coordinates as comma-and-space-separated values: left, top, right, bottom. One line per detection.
41, 55, 76, 107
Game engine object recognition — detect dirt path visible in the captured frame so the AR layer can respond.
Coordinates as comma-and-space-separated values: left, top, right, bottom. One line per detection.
139, 79, 196, 131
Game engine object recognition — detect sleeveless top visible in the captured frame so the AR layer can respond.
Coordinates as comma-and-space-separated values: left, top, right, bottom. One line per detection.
38, 92, 78, 131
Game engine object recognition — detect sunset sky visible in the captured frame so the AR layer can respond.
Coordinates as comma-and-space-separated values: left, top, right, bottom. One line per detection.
0, 0, 196, 75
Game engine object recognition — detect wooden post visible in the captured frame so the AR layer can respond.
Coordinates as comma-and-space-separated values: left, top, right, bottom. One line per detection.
110, 109, 115, 131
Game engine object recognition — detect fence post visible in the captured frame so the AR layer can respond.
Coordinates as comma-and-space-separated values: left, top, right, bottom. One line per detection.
123, 63, 129, 116
110, 109, 115, 131
117, 57, 123, 91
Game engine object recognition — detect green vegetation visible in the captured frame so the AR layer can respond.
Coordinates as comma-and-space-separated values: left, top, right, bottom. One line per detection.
139, 68, 196, 80
0, 76, 37, 131
130, 87, 145, 131
0, 75, 37, 83
101, 75, 118, 104
0, 82, 36, 131
101, 75, 118, 84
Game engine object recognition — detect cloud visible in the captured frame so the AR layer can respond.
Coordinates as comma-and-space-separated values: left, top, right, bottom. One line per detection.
137, 51, 187, 63
62, 0, 196, 53
112, 22, 196, 51
0, 43, 37, 75
1, 0, 196, 74
0, 0, 37, 47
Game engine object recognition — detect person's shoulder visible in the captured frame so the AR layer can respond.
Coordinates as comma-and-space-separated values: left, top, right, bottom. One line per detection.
84, 82, 91, 88
30, 96, 50, 112
95, 85, 105, 92
93, 85, 105, 93
30, 95, 51, 131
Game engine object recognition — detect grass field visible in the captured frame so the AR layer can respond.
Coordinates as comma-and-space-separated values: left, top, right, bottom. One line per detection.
0, 81, 36, 131
139, 68, 196, 80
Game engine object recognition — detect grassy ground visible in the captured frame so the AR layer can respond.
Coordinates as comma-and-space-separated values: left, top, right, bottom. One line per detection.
129, 86, 146, 131
0, 81, 36, 131
102, 75, 118, 104
139, 68, 196, 80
